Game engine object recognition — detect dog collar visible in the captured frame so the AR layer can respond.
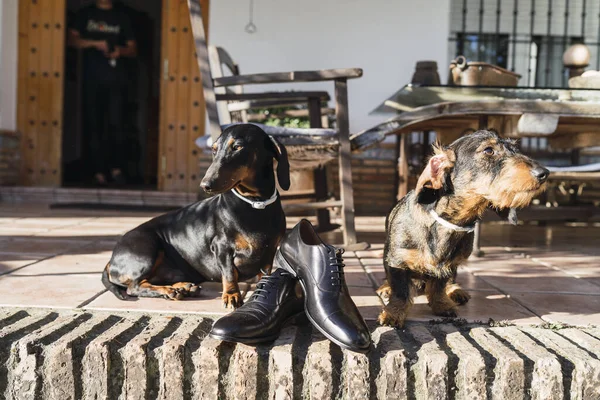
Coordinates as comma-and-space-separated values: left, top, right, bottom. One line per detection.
429, 210, 476, 233
231, 188, 278, 209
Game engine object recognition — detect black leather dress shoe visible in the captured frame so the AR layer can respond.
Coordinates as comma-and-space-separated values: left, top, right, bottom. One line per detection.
209, 268, 304, 344
275, 219, 372, 353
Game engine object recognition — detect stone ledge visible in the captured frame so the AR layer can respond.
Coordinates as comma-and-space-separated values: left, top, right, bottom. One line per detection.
0, 308, 598, 399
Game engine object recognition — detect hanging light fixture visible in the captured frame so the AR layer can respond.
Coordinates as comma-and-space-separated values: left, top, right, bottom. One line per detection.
245, 0, 257, 34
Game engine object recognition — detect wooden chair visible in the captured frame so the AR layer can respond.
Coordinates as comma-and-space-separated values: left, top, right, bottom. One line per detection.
187, 0, 365, 248
208, 46, 333, 127
208, 45, 339, 231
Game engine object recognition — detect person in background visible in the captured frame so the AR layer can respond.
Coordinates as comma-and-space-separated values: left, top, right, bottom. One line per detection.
69, 0, 137, 186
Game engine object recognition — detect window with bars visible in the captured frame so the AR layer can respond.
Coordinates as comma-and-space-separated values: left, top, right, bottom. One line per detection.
532, 35, 584, 87
456, 33, 510, 68
447, 0, 600, 166
449, 0, 600, 88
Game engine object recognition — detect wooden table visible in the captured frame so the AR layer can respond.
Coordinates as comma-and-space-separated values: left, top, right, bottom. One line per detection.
353, 84, 600, 255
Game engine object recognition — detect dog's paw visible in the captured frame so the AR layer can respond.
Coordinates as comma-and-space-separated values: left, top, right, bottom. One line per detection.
172, 282, 201, 296
430, 302, 458, 318
163, 288, 186, 300
377, 301, 409, 328
429, 295, 458, 317
378, 309, 406, 328
376, 281, 392, 300
436, 308, 458, 318
446, 284, 470, 305
222, 292, 244, 309
162, 283, 201, 300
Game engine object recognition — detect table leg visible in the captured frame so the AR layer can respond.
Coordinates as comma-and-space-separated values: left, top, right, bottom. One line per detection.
397, 134, 409, 200
472, 116, 489, 257
472, 221, 485, 257
308, 97, 334, 231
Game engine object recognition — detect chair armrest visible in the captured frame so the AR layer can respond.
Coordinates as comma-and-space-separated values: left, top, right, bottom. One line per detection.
215, 91, 330, 102
213, 68, 363, 87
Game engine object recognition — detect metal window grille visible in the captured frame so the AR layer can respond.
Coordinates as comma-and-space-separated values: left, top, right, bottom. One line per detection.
456, 32, 510, 67
444, 0, 600, 168
448, 0, 600, 88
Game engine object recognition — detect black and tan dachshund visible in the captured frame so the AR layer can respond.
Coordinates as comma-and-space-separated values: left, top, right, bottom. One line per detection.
378, 130, 549, 327
101, 124, 290, 308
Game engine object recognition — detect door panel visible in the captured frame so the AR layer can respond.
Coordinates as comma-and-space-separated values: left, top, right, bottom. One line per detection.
17, 0, 65, 187
50, 0, 66, 185
175, 0, 192, 191
17, 0, 32, 185
186, 0, 206, 191
159, 0, 208, 192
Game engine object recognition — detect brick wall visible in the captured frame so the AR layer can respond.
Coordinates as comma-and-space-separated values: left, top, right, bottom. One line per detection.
327, 140, 398, 216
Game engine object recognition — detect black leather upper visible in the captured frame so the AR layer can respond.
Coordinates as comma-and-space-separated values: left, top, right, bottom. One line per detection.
210, 268, 303, 342
277, 219, 371, 352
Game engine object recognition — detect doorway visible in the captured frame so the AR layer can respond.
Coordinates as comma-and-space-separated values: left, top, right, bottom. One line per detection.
62, 0, 162, 188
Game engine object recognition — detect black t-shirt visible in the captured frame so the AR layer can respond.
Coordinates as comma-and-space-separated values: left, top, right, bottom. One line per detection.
73, 5, 135, 83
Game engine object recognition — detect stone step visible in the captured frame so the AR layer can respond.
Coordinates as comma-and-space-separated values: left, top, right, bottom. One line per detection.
0, 307, 598, 400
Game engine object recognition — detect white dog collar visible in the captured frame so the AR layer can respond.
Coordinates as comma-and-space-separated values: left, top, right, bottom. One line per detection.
429, 210, 476, 233
231, 188, 278, 209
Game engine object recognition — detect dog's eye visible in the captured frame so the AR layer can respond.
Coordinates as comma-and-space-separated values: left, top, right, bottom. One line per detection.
483, 147, 495, 155
233, 145, 243, 151
211, 147, 217, 155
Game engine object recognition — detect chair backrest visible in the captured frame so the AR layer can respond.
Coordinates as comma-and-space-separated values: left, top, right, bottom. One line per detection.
208, 46, 246, 124
187, 0, 221, 140
209, 46, 240, 80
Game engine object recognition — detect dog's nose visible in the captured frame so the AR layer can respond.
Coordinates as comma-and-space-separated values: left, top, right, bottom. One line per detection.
531, 167, 550, 183
200, 181, 212, 192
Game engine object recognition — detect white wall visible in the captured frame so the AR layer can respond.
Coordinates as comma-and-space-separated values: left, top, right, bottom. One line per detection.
0, 0, 452, 134
209, 0, 451, 133
0, 0, 18, 131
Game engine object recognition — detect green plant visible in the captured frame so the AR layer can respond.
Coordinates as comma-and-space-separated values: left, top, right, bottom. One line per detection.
249, 106, 312, 129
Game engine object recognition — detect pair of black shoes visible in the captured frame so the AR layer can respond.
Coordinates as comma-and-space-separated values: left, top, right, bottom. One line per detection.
210, 220, 372, 353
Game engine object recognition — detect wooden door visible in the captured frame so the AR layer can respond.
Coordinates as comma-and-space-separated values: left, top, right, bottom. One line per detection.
17, 0, 66, 187
158, 0, 209, 192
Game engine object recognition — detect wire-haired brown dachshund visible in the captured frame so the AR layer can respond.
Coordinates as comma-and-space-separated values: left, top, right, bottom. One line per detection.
378, 130, 549, 327
102, 124, 290, 308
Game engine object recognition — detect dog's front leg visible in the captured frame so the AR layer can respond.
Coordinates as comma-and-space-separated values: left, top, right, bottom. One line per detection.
445, 281, 471, 306
425, 278, 458, 317
378, 266, 413, 328
218, 252, 243, 309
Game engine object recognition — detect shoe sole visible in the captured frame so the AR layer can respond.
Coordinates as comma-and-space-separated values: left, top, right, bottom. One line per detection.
209, 311, 306, 345
275, 251, 371, 354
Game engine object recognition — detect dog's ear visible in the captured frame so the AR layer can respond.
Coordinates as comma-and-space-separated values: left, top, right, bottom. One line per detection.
415, 145, 455, 204
494, 207, 519, 225
265, 135, 290, 190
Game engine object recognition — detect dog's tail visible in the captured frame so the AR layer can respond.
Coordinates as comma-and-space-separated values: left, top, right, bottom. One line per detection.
102, 265, 129, 300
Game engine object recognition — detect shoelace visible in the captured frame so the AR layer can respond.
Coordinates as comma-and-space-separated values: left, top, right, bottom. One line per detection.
328, 246, 345, 287
250, 271, 290, 300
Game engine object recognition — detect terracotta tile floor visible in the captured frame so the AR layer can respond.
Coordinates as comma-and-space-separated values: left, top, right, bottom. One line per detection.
0, 203, 598, 326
